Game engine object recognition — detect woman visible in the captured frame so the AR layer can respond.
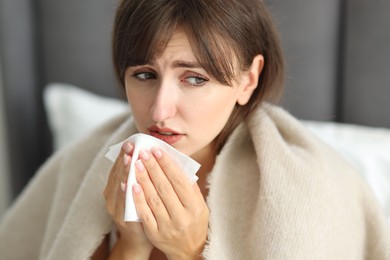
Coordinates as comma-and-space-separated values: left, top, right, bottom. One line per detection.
1, 0, 389, 259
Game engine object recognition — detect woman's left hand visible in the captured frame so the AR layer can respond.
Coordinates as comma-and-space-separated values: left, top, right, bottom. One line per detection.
132, 147, 209, 260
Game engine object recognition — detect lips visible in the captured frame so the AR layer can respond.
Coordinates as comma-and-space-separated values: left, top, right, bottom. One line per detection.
148, 126, 184, 145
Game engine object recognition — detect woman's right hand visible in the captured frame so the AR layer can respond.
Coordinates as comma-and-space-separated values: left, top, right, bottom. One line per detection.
103, 141, 153, 259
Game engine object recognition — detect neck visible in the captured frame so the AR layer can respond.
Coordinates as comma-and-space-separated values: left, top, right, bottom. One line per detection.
190, 142, 217, 197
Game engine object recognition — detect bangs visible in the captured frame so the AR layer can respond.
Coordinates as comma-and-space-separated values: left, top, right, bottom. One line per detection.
124, 25, 175, 68
183, 22, 239, 86
113, 1, 177, 78
113, 0, 240, 86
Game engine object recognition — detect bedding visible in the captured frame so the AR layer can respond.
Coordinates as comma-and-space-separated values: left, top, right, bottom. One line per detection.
2, 98, 389, 259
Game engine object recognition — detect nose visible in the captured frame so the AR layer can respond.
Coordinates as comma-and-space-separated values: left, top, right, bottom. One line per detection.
149, 83, 178, 123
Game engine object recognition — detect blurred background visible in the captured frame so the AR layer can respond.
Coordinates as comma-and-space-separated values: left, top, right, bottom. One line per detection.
0, 0, 390, 218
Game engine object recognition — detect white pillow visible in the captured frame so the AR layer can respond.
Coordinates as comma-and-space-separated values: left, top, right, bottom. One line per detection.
43, 83, 390, 221
43, 83, 129, 150
303, 120, 390, 220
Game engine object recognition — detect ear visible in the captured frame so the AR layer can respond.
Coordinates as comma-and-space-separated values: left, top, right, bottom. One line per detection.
237, 54, 264, 106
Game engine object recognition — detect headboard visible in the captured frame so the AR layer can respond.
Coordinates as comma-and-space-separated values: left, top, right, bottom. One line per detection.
1, 0, 389, 199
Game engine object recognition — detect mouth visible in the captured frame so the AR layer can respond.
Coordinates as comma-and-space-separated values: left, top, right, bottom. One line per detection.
148, 126, 184, 145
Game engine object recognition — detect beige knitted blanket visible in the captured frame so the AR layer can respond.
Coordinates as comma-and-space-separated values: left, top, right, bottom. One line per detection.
0, 105, 389, 259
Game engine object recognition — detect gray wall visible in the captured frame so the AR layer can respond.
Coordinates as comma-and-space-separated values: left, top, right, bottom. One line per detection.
0, 53, 11, 217
39, 0, 120, 97
268, 0, 341, 121
0, 0, 122, 198
0, 0, 46, 198
342, 0, 390, 126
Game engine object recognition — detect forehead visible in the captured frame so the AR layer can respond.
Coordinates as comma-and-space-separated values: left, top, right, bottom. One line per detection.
152, 29, 197, 63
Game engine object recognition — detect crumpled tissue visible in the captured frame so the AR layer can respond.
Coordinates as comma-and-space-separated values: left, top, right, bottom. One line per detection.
105, 133, 200, 221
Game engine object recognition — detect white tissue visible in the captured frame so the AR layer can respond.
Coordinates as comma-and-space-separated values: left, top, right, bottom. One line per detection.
105, 133, 200, 221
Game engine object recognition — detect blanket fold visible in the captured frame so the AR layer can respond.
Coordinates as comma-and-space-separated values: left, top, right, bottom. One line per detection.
0, 105, 389, 259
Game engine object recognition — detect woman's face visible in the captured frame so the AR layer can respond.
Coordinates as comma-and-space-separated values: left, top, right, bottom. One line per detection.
124, 30, 254, 163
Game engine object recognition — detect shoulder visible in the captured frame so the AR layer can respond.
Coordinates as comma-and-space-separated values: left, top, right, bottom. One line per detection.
208, 104, 390, 257
244, 105, 390, 255
248, 103, 357, 174
246, 103, 377, 210
249, 105, 390, 222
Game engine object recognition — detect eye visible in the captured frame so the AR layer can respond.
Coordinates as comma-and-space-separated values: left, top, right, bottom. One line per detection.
132, 71, 157, 81
183, 75, 209, 86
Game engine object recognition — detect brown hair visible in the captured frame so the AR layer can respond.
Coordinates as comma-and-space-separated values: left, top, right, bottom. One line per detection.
112, 0, 284, 151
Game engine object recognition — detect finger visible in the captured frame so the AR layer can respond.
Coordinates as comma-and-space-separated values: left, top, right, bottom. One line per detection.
132, 183, 158, 232
104, 142, 133, 216
104, 152, 123, 215
115, 153, 132, 224
104, 151, 122, 198
114, 181, 127, 225
135, 156, 171, 225
138, 150, 184, 217
116, 141, 133, 182
114, 142, 134, 222
105, 142, 132, 190
150, 148, 198, 208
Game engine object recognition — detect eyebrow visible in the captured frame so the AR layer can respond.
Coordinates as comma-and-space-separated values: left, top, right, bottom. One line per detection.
143, 59, 203, 70
171, 60, 202, 69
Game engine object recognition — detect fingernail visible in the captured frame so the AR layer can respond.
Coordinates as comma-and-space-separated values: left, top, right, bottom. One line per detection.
123, 154, 130, 166
122, 141, 132, 154
135, 159, 145, 172
133, 183, 141, 194
120, 181, 127, 192
152, 147, 163, 159
139, 150, 150, 160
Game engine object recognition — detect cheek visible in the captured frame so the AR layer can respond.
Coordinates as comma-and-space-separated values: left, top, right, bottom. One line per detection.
126, 90, 151, 124
190, 93, 237, 134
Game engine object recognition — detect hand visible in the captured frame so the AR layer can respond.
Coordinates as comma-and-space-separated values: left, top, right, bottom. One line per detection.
132, 148, 209, 259
103, 141, 153, 258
